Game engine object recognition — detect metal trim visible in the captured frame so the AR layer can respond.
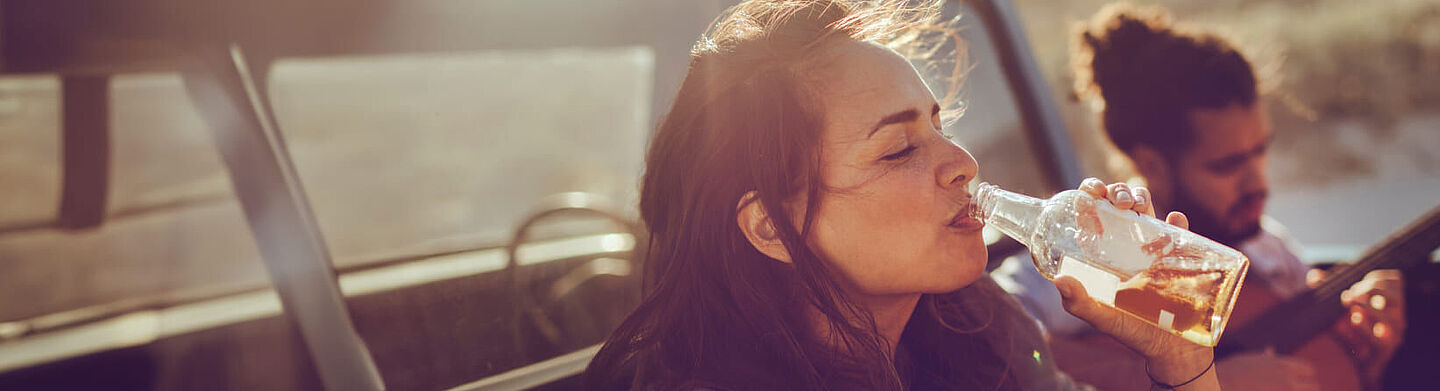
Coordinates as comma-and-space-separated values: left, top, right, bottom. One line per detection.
447, 344, 601, 391
181, 44, 385, 391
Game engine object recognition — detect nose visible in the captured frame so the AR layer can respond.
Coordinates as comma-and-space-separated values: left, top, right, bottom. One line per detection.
937, 142, 979, 191
1238, 154, 1269, 195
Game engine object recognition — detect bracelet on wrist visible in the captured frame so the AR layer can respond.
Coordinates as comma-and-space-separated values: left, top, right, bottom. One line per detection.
1146, 355, 1215, 390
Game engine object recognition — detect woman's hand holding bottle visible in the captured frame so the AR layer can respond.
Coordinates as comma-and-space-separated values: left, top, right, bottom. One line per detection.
1055, 178, 1220, 390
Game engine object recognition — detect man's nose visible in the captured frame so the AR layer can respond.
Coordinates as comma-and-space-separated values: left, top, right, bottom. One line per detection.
1239, 156, 1269, 195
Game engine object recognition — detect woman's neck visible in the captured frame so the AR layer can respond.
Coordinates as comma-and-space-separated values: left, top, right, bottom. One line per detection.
867, 293, 923, 356
810, 292, 923, 358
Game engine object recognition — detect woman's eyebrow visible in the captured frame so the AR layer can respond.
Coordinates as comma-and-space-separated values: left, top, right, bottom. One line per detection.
868, 109, 920, 138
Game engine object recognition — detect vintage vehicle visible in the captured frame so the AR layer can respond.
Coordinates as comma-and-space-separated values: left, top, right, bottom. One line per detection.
0, 0, 1434, 390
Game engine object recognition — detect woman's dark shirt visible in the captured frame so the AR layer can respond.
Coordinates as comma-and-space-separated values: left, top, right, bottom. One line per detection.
619, 276, 1094, 390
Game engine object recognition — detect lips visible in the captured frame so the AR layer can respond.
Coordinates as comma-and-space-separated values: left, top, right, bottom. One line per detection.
947, 213, 985, 232
947, 195, 984, 231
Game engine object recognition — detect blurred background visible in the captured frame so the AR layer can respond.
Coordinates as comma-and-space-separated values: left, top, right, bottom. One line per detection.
0, 0, 1435, 390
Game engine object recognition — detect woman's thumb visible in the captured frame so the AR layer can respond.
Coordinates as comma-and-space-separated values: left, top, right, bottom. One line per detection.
1055, 276, 1089, 312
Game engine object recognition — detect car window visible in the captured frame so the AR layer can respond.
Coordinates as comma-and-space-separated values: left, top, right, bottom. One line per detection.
265, 48, 653, 389
0, 73, 322, 390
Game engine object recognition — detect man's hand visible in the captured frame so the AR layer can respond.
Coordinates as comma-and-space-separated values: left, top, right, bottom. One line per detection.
1215, 349, 1319, 391
1310, 268, 1406, 382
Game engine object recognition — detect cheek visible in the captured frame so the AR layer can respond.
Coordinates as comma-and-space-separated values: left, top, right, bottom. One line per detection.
808, 186, 924, 261
1212, 174, 1250, 207
1183, 169, 1240, 209
825, 169, 933, 230
806, 176, 984, 294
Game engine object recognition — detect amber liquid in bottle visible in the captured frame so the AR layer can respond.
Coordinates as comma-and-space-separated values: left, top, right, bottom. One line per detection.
972, 183, 1249, 346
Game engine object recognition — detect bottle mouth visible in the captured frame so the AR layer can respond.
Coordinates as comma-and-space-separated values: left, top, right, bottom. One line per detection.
970, 182, 998, 221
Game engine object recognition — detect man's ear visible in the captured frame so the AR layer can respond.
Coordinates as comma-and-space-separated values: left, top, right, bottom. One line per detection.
1129, 145, 1173, 210
736, 191, 793, 264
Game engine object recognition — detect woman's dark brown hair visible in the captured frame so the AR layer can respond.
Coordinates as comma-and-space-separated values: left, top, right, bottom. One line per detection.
1071, 2, 1259, 156
582, 1, 977, 390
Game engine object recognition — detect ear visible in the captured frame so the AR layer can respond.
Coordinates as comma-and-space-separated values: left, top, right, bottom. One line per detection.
1129, 145, 1173, 211
736, 191, 793, 264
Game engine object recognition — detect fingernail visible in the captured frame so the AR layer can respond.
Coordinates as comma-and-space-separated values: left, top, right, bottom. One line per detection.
1134, 193, 1146, 205
1116, 190, 1132, 203
1084, 178, 1103, 188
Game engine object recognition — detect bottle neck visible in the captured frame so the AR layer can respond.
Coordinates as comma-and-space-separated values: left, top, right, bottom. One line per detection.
971, 182, 1043, 246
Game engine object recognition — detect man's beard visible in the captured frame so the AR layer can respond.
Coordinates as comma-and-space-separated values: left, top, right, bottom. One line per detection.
1168, 181, 1265, 247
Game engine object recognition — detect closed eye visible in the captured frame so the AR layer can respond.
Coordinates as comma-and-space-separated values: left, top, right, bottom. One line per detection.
881, 145, 917, 161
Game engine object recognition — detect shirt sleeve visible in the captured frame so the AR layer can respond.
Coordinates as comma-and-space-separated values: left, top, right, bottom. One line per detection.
1236, 216, 1311, 300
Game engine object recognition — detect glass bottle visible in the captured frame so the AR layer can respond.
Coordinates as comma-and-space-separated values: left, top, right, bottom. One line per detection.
972, 183, 1249, 346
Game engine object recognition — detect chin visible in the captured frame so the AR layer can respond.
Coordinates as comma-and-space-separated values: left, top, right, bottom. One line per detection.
934, 246, 987, 292
928, 270, 983, 294
1231, 221, 1263, 242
